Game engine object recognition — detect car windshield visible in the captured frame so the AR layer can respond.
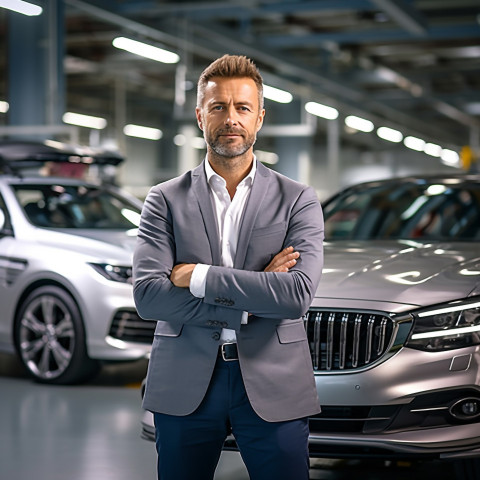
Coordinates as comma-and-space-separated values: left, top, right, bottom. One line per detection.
13, 184, 141, 229
323, 180, 480, 241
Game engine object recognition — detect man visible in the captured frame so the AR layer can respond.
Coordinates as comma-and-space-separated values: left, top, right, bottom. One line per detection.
133, 54, 324, 480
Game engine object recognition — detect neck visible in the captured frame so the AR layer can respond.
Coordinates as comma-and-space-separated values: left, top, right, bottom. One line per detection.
207, 150, 254, 197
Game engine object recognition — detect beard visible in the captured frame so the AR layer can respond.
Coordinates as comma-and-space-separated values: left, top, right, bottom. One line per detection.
206, 127, 256, 158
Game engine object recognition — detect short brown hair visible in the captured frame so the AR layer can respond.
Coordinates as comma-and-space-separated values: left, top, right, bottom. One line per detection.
196, 54, 264, 109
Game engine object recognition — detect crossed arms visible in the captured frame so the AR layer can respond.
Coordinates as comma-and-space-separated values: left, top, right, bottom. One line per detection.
133, 183, 324, 330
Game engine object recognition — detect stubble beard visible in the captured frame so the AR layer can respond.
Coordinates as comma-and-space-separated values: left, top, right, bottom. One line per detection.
206, 128, 256, 159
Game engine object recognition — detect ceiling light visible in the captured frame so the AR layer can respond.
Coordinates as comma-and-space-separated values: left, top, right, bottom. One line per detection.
424, 142, 442, 157
0, 0, 42, 16
440, 149, 460, 166
191, 137, 206, 150
263, 85, 293, 104
63, 112, 107, 129
112, 37, 179, 64
305, 102, 338, 120
173, 134, 186, 146
0, 101, 8, 113
123, 124, 163, 140
344, 115, 374, 132
255, 150, 279, 165
377, 126, 403, 143
404, 136, 426, 151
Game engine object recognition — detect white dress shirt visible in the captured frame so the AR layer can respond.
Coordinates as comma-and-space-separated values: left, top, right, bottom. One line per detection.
190, 158, 256, 342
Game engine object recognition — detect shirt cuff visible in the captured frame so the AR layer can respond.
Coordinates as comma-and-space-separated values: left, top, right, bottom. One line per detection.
241, 311, 249, 324
190, 263, 210, 298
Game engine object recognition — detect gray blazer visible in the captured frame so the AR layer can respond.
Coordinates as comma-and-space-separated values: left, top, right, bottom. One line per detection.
133, 160, 324, 422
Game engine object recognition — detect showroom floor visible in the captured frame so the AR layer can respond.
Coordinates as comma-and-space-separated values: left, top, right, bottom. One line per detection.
0, 352, 458, 480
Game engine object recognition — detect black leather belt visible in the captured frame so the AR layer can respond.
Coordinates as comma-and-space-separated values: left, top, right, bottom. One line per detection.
219, 342, 238, 361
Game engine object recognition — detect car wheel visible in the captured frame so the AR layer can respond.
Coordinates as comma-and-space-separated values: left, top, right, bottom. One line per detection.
14, 285, 100, 384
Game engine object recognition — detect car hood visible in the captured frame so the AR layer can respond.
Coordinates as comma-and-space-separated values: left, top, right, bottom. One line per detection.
315, 240, 480, 311
33, 228, 138, 263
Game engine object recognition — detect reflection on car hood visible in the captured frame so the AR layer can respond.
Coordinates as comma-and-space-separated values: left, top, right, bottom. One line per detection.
66, 229, 138, 253
34, 228, 138, 261
317, 240, 480, 308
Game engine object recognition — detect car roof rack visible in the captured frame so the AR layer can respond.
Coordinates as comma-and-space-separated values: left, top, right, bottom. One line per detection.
0, 140, 124, 175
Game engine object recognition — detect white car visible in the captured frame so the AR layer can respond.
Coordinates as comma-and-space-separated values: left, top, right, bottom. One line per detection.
0, 141, 153, 384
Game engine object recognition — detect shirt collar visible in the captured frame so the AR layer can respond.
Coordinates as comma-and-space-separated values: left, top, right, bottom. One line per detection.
205, 156, 257, 188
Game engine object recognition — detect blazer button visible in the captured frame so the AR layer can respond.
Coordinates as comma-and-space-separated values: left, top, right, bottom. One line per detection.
211, 332, 220, 341
221, 322, 228, 328
206, 320, 214, 326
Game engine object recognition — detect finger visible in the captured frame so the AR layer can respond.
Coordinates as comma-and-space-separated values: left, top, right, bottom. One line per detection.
270, 251, 299, 268
270, 257, 297, 273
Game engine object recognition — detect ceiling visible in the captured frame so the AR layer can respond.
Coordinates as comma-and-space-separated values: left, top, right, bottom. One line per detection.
10, 1, 480, 154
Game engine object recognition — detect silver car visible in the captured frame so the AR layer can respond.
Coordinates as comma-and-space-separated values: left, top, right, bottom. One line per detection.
0, 141, 152, 384
140, 173, 480, 477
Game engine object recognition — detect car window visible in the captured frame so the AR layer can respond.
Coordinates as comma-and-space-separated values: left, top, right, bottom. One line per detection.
0, 192, 13, 232
323, 181, 480, 241
13, 184, 141, 229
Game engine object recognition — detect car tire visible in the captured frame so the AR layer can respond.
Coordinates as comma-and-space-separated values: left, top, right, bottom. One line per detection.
14, 285, 100, 384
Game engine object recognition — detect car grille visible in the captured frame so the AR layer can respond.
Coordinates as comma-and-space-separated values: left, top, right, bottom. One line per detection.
304, 309, 394, 371
108, 310, 155, 344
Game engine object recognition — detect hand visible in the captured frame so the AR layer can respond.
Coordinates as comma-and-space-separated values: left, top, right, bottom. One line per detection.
264, 246, 299, 273
170, 263, 196, 288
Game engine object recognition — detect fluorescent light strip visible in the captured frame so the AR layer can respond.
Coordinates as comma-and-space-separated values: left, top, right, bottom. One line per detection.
63, 112, 107, 129
424, 142, 442, 157
112, 37, 179, 64
441, 149, 460, 165
345, 115, 374, 133
124, 124, 163, 140
0, 0, 42, 16
263, 85, 293, 104
305, 102, 338, 120
377, 126, 403, 143
411, 324, 480, 340
404, 136, 425, 151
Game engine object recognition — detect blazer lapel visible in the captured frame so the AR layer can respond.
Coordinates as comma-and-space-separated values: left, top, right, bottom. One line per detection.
234, 161, 270, 269
191, 162, 221, 265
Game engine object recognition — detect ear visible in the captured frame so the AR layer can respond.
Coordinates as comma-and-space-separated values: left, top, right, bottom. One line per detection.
256, 108, 265, 132
195, 107, 203, 131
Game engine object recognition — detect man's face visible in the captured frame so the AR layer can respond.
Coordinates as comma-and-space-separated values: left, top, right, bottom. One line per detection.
196, 77, 265, 159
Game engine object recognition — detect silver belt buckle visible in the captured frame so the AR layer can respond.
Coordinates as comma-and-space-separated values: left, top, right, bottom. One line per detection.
221, 342, 236, 361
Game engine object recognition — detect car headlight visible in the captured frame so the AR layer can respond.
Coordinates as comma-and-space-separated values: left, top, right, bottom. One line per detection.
406, 297, 480, 352
88, 263, 133, 284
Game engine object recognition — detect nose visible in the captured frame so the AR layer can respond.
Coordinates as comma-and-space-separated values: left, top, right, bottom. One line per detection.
224, 105, 238, 127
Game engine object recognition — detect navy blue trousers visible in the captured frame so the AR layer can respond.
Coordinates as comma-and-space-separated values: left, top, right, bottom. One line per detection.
153, 356, 310, 480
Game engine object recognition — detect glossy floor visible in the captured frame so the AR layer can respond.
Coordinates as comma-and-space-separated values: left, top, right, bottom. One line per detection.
0, 353, 458, 480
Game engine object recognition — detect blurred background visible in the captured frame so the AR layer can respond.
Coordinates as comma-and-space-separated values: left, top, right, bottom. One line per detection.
1, 0, 479, 200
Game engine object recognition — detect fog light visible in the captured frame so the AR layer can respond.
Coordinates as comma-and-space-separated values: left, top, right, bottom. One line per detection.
450, 398, 480, 420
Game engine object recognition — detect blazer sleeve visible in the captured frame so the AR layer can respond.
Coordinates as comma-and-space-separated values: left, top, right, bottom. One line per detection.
132, 185, 243, 331
204, 185, 324, 319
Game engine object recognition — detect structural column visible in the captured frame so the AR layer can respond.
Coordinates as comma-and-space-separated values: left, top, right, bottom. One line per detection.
7, 0, 65, 133
270, 100, 314, 184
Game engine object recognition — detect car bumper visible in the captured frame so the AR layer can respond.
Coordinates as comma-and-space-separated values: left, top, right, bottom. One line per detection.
141, 345, 480, 460
140, 408, 480, 459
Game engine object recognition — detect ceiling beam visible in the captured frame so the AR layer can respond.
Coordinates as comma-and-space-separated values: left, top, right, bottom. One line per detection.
370, 0, 429, 35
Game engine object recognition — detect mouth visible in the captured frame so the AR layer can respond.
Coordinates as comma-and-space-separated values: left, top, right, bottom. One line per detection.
217, 129, 243, 139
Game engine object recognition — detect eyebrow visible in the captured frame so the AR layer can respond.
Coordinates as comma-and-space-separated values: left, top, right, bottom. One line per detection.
209, 100, 255, 107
